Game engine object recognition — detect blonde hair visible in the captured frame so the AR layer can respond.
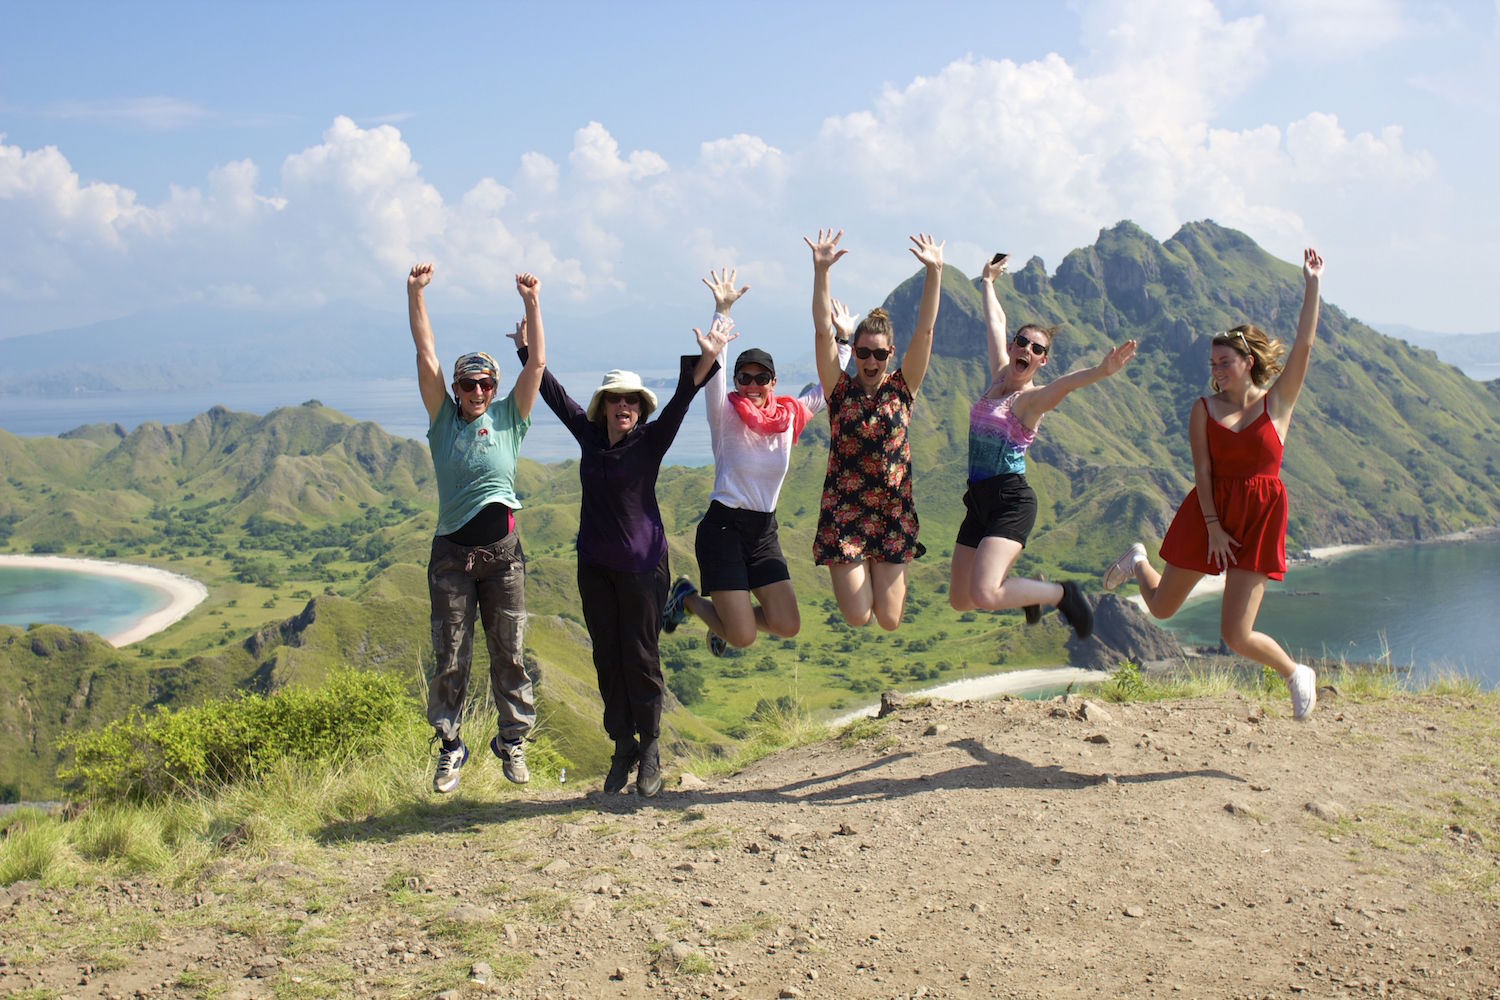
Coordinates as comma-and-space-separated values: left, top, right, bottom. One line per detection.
1211, 323, 1284, 388
852, 307, 892, 348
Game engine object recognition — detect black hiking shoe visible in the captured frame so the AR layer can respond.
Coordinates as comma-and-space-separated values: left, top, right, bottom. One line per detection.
636, 739, 662, 798
604, 737, 640, 795
663, 576, 697, 633
1055, 580, 1094, 640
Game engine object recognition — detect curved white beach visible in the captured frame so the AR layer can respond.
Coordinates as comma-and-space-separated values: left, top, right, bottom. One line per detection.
0, 555, 208, 647
830, 666, 1110, 727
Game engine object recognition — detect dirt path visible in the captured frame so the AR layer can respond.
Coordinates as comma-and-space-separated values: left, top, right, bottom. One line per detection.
4, 690, 1498, 998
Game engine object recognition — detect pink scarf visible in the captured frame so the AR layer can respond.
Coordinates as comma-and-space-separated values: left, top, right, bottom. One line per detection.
728, 392, 812, 442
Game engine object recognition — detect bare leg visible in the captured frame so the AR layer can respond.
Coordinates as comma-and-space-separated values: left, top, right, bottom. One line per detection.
750, 580, 801, 639
950, 536, 1064, 612
829, 561, 874, 627
687, 590, 758, 648
869, 560, 910, 631
1135, 559, 1204, 620
1220, 569, 1295, 678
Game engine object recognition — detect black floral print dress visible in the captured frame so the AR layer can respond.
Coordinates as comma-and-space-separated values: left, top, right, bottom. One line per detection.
813, 369, 919, 565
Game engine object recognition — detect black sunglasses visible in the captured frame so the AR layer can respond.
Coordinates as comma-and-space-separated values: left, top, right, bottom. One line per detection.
603, 392, 641, 406
735, 371, 773, 386
457, 377, 496, 392
1013, 333, 1048, 357
854, 346, 892, 361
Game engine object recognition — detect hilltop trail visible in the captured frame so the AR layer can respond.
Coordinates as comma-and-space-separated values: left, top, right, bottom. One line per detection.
5, 692, 1498, 998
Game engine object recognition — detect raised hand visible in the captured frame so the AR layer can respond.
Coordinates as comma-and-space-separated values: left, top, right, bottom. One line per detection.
507, 317, 528, 351
515, 271, 540, 306
702, 267, 750, 313
803, 228, 848, 272
693, 313, 739, 358
408, 262, 434, 291
981, 254, 1007, 282
1099, 339, 1138, 377
831, 298, 859, 342
909, 233, 944, 270
1303, 247, 1323, 282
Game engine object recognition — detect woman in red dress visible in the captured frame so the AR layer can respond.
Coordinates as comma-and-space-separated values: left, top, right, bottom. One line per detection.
1101, 248, 1325, 719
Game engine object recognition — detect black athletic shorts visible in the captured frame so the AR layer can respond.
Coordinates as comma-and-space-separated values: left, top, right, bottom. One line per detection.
955, 473, 1037, 549
694, 500, 791, 593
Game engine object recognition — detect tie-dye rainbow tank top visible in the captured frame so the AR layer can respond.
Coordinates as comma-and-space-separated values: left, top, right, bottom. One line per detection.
967, 390, 1039, 483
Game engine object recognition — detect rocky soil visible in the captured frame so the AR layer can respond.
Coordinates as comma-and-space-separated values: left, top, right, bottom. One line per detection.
3, 689, 1498, 999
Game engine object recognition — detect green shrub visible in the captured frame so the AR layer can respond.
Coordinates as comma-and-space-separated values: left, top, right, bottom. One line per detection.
1105, 661, 1147, 701
61, 670, 413, 802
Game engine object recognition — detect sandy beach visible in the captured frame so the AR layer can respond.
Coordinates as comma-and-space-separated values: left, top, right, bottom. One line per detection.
0, 554, 207, 647
830, 666, 1110, 727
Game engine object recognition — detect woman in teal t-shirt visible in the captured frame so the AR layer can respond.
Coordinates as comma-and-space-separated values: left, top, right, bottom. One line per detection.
407, 262, 545, 795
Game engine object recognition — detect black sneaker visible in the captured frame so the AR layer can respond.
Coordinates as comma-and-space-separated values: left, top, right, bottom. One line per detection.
663, 576, 697, 633
637, 739, 662, 798
1055, 580, 1094, 640
912, 541, 928, 560
707, 630, 728, 657
604, 737, 640, 794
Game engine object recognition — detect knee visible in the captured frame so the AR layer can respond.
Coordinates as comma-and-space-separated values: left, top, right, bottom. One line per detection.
841, 608, 871, 628
767, 610, 800, 639
1220, 628, 1252, 654
726, 624, 758, 649
874, 607, 903, 631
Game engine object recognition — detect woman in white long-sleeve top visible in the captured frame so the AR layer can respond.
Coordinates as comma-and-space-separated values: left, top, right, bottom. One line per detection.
662, 269, 853, 656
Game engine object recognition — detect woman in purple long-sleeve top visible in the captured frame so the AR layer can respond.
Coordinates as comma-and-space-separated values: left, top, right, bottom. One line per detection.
514, 313, 729, 797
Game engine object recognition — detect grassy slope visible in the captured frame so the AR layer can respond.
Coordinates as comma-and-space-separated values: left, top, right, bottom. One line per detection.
3, 220, 1498, 799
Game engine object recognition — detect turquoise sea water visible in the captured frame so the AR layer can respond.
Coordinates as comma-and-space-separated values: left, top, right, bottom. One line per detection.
0, 567, 172, 641
1155, 536, 1500, 688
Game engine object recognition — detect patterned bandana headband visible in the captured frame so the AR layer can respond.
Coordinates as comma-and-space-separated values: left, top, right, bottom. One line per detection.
453, 352, 499, 381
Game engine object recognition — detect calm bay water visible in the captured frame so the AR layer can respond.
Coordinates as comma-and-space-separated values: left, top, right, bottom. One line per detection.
0, 374, 719, 466
0, 567, 171, 641
1157, 536, 1500, 687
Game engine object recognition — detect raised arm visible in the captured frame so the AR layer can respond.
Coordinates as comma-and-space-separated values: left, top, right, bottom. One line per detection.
407, 263, 447, 424
692, 313, 739, 387
1189, 399, 1240, 571
1267, 248, 1323, 427
511, 272, 545, 419
700, 270, 748, 436
1017, 339, 1138, 422
796, 298, 857, 412
900, 233, 945, 395
805, 229, 848, 398
979, 255, 1011, 385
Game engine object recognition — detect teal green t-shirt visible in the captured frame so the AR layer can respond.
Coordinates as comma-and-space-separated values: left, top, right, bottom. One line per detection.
426, 393, 530, 536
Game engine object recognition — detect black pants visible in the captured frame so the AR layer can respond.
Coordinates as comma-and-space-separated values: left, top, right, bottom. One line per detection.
576, 554, 670, 742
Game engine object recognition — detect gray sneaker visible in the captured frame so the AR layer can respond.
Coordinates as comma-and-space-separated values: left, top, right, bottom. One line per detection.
1103, 542, 1147, 590
1288, 663, 1317, 720
490, 736, 530, 784
663, 576, 698, 633
432, 739, 468, 794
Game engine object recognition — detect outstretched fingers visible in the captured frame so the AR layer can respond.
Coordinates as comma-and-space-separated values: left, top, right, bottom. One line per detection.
1303, 247, 1324, 279
804, 228, 848, 268
908, 233, 945, 267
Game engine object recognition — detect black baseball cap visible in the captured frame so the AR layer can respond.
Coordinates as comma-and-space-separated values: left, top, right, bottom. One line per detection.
733, 348, 775, 378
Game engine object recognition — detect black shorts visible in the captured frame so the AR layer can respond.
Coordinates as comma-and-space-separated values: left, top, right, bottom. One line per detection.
694, 501, 790, 594
955, 474, 1037, 549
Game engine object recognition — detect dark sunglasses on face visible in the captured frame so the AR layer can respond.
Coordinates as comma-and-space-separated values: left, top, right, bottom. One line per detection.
604, 392, 641, 406
1013, 333, 1048, 357
457, 377, 496, 392
854, 346, 892, 361
735, 371, 773, 386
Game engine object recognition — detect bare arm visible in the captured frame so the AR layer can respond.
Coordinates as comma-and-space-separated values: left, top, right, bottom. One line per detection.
805, 229, 848, 398
900, 233, 944, 395
1016, 340, 1137, 422
978, 255, 1010, 387
1189, 400, 1240, 571
692, 313, 739, 386
1267, 248, 1323, 431
407, 263, 447, 424
511, 272, 545, 420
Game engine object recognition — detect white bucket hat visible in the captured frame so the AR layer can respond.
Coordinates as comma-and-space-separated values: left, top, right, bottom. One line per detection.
586, 370, 659, 422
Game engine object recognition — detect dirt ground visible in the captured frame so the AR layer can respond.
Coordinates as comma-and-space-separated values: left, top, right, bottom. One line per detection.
3, 689, 1499, 999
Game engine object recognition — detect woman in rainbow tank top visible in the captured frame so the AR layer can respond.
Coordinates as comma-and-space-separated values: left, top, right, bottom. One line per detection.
947, 253, 1137, 639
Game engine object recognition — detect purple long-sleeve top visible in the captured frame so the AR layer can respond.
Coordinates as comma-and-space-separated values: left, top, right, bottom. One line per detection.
522, 349, 716, 574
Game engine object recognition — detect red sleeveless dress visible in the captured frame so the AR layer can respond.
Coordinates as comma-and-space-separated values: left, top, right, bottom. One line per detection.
1159, 397, 1288, 580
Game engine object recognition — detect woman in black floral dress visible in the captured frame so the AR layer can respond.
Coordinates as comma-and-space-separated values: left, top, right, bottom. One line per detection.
806, 229, 943, 630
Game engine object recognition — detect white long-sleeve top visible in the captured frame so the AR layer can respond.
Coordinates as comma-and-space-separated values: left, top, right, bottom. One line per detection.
705, 327, 852, 513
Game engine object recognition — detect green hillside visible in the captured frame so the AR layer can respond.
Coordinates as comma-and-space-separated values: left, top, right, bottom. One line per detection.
3, 219, 1497, 800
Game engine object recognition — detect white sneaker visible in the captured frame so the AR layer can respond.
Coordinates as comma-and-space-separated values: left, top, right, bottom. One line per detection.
1102, 542, 1147, 590
1288, 663, 1317, 720
432, 740, 468, 794
491, 736, 530, 784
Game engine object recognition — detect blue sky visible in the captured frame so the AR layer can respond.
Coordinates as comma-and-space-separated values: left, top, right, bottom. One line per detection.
3, 0, 1498, 368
